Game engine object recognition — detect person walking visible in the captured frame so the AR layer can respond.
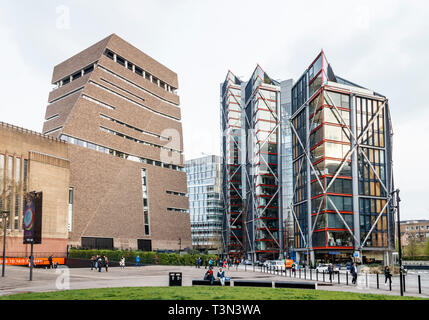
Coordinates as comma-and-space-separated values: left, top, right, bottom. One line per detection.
351, 263, 358, 285
136, 255, 140, 266
120, 256, 125, 270
209, 258, 213, 269
384, 265, 392, 286
104, 256, 109, 272
217, 267, 226, 287
97, 256, 103, 272
48, 255, 53, 269
328, 263, 334, 281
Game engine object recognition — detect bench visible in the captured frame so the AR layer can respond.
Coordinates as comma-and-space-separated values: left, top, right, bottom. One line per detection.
274, 281, 317, 289
192, 279, 231, 286
233, 280, 273, 288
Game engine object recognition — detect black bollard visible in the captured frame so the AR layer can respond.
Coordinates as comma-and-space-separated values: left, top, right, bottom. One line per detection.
418, 275, 421, 294
346, 271, 348, 285
316, 269, 319, 281
376, 273, 379, 289
403, 274, 406, 292
323, 271, 325, 282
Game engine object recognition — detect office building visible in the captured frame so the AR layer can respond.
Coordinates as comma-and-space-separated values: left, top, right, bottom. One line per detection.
186, 155, 223, 252
42, 34, 191, 251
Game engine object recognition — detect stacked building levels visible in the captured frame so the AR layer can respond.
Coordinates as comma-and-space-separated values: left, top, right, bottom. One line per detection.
221, 71, 245, 257
221, 67, 293, 261
186, 155, 223, 252
290, 50, 395, 265
42, 34, 192, 251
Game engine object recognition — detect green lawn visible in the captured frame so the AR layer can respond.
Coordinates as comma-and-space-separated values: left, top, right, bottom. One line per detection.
0, 286, 426, 300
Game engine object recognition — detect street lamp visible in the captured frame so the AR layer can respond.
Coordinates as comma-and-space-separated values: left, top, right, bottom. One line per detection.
1, 210, 10, 277
392, 189, 404, 296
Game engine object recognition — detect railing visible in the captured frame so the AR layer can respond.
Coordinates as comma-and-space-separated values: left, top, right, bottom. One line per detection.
249, 265, 429, 296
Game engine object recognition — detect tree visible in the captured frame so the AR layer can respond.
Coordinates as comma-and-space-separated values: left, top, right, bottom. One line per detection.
403, 233, 423, 258
424, 238, 429, 256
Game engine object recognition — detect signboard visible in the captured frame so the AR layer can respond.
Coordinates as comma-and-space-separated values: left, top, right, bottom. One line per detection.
0, 257, 64, 266
329, 251, 340, 255
23, 192, 43, 244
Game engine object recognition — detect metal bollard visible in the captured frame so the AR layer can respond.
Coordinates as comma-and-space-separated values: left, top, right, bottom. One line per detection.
316, 269, 319, 281
366, 273, 368, 288
403, 274, 406, 292
323, 271, 325, 282
304, 268, 306, 280
310, 268, 312, 280
346, 271, 348, 285
376, 273, 379, 289
418, 275, 421, 294
299, 268, 301, 279
338, 272, 340, 284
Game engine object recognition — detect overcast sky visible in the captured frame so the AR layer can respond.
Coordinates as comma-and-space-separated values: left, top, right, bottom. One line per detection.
0, 0, 428, 221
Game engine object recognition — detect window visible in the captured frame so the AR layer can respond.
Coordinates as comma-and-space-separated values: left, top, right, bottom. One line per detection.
116, 55, 125, 66
72, 71, 81, 80
105, 50, 114, 60
141, 168, 150, 235
81, 237, 113, 249
84, 65, 94, 74
68, 187, 74, 231
127, 62, 133, 71
62, 77, 70, 85
135, 66, 143, 76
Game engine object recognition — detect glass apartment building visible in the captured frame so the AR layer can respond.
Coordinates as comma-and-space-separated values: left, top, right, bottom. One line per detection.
186, 155, 223, 252
290, 51, 395, 265
220, 71, 245, 257
221, 67, 293, 261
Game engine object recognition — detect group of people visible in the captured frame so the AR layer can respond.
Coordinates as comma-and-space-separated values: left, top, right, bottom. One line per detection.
203, 266, 227, 286
90, 255, 109, 272
196, 256, 242, 270
349, 263, 393, 286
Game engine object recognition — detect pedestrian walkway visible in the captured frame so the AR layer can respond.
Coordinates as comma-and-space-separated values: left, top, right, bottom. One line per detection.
0, 264, 427, 299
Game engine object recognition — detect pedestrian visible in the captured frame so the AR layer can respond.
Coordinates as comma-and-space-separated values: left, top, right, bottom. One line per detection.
328, 263, 334, 281
208, 267, 214, 285
48, 255, 53, 269
104, 256, 109, 272
97, 256, 103, 272
351, 263, 358, 284
209, 258, 213, 268
120, 256, 125, 270
195, 257, 199, 268
217, 267, 226, 286
204, 258, 208, 269
384, 265, 392, 286
198, 257, 201, 268
136, 255, 140, 266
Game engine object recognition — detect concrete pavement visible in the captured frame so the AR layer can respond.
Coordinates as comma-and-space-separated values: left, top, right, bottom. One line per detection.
0, 264, 427, 298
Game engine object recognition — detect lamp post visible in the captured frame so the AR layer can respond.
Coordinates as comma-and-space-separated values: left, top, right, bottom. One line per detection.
1, 210, 9, 277
393, 189, 404, 296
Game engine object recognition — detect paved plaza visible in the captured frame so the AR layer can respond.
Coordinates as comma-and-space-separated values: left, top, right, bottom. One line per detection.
0, 264, 428, 299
